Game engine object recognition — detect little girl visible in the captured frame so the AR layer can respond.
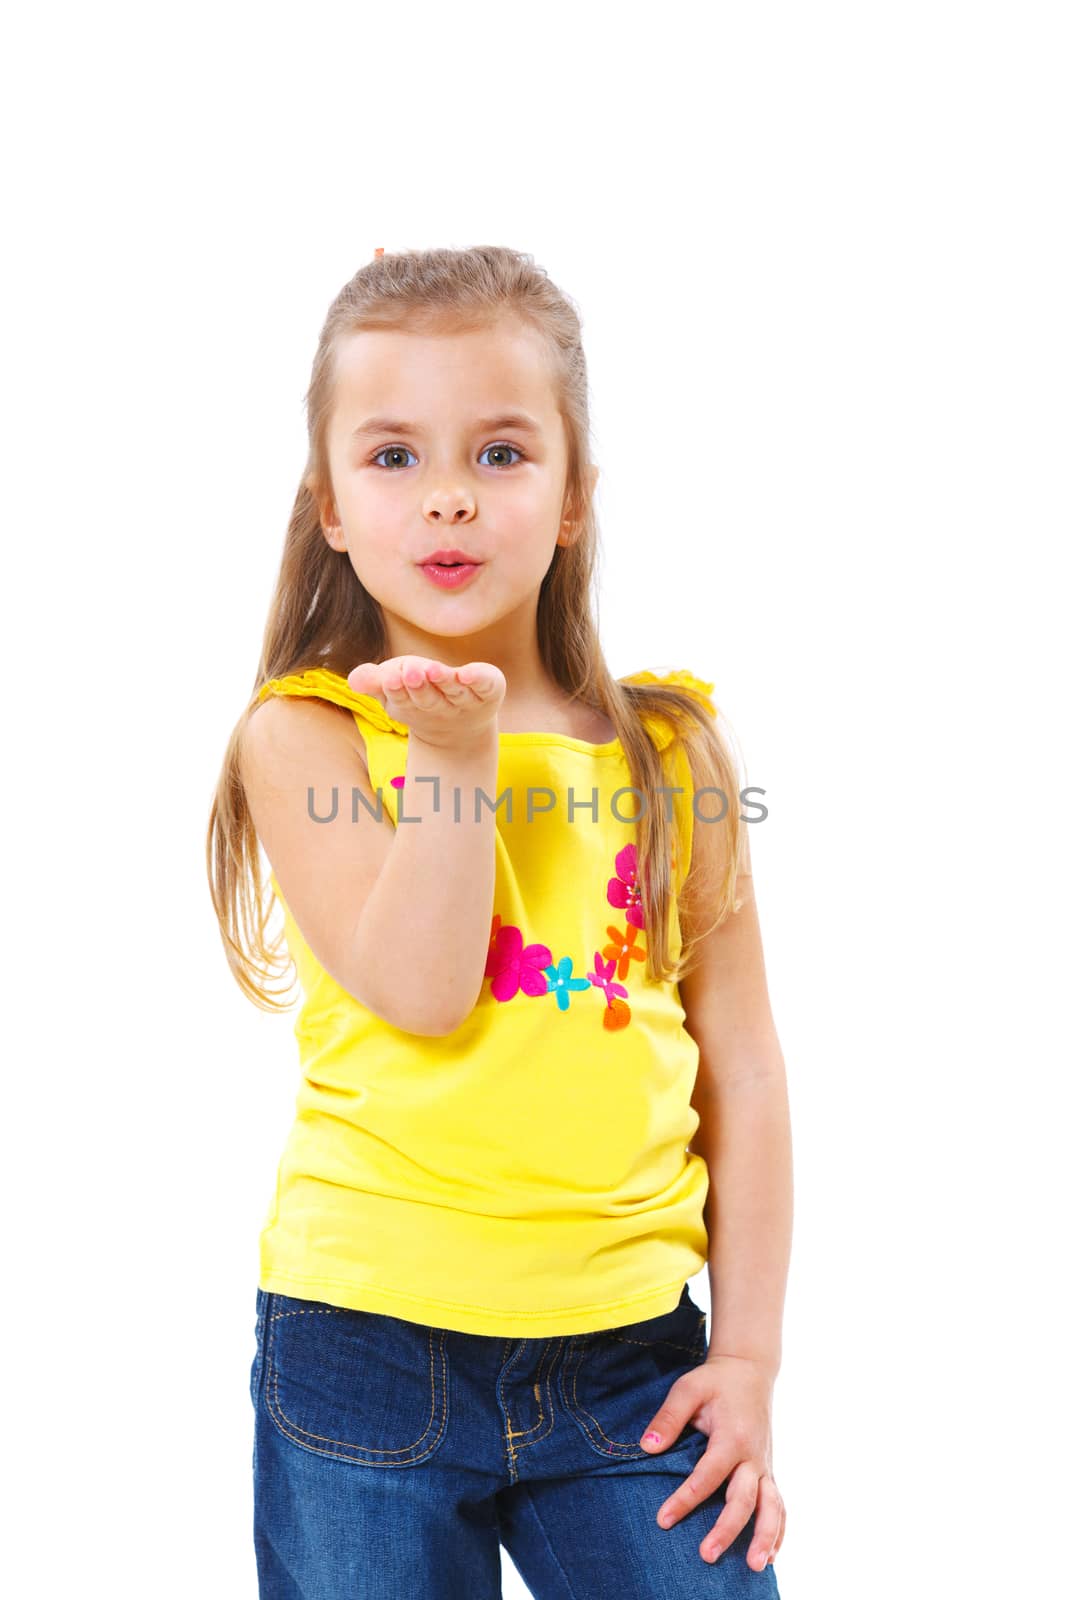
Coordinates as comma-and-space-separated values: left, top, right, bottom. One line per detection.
208, 244, 791, 1598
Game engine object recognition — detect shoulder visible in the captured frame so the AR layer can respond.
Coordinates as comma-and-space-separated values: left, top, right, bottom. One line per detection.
241, 685, 368, 788
247, 663, 413, 778
257, 666, 409, 733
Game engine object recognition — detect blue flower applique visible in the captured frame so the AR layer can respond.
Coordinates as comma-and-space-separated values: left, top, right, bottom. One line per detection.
545, 956, 593, 1012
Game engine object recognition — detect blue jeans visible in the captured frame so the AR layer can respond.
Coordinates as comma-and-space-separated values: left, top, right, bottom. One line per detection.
250, 1284, 782, 1598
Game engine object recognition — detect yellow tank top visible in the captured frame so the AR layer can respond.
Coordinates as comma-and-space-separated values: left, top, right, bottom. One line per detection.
254, 665, 716, 1336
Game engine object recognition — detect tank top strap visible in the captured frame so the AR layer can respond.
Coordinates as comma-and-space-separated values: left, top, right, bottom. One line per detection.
619, 667, 717, 749
620, 668, 718, 884
256, 666, 410, 746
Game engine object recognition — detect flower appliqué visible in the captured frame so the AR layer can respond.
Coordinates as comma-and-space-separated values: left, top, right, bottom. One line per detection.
603, 924, 646, 982
545, 956, 592, 1011
607, 841, 644, 929
484, 922, 552, 1002
483, 841, 670, 1034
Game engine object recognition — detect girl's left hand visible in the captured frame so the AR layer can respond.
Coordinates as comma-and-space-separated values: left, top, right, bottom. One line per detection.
640, 1353, 785, 1571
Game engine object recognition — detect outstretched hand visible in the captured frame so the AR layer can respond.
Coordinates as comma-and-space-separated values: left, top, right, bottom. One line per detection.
348, 656, 506, 751
640, 1353, 785, 1571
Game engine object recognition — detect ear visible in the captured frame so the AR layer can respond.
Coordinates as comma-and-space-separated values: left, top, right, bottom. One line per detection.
302, 467, 343, 550
308, 474, 346, 552
558, 465, 599, 546
321, 515, 346, 554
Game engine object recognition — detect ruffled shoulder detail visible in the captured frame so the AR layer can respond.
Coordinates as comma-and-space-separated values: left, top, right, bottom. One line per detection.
619, 667, 717, 711
618, 667, 717, 750
256, 667, 409, 735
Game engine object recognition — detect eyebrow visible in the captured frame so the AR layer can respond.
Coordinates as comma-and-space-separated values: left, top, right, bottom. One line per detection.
350, 411, 545, 441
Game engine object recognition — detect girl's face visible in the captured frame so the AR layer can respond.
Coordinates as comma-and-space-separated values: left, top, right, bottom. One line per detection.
316, 316, 585, 660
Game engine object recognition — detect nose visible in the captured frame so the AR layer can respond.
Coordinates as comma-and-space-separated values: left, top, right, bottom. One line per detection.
423, 486, 475, 522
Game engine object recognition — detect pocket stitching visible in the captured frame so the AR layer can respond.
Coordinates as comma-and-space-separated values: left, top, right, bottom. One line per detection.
264, 1301, 449, 1465
562, 1312, 708, 1456
562, 1336, 650, 1457
601, 1328, 704, 1359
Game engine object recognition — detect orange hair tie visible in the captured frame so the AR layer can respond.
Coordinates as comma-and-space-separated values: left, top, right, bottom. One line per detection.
374, 246, 385, 258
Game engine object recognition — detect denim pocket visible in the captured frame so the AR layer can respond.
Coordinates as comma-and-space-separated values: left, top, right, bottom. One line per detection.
559, 1286, 708, 1460
261, 1291, 449, 1467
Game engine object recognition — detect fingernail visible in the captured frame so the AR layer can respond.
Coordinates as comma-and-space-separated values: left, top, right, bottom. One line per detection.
758, 1552, 768, 1570
642, 1431, 661, 1446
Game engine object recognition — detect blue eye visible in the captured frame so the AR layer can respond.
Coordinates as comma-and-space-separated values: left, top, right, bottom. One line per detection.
370, 442, 527, 471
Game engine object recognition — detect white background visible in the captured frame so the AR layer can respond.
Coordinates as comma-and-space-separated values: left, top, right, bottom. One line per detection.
3, 2, 1064, 1595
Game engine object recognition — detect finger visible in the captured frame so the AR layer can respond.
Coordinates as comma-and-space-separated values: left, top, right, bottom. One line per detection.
426, 662, 472, 705
381, 658, 428, 700
642, 1384, 698, 1455
396, 659, 456, 709
399, 658, 431, 693
695, 1461, 760, 1564
742, 1475, 784, 1573
768, 1499, 786, 1563
347, 664, 382, 695
656, 1447, 730, 1529
454, 662, 500, 701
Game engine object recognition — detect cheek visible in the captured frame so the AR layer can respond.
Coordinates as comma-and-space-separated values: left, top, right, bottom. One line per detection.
501, 516, 567, 573
491, 487, 562, 543
342, 488, 407, 554
346, 542, 400, 595
350, 476, 404, 522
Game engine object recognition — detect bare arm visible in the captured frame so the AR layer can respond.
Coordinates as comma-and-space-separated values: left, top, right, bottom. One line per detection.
352, 723, 499, 1032
679, 840, 793, 1380
240, 691, 499, 1037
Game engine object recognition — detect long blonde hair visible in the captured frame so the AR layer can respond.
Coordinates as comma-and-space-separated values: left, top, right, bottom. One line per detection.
206, 244, 748, 1011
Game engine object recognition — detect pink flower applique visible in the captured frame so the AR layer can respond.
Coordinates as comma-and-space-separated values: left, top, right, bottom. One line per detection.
587, 951, 631, 1031
607, 842, 644, 930
485, 922, 552, 1002
602, 923, 646, 982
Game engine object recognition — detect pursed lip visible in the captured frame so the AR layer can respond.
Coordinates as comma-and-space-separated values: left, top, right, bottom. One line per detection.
418, 549, 482, 565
